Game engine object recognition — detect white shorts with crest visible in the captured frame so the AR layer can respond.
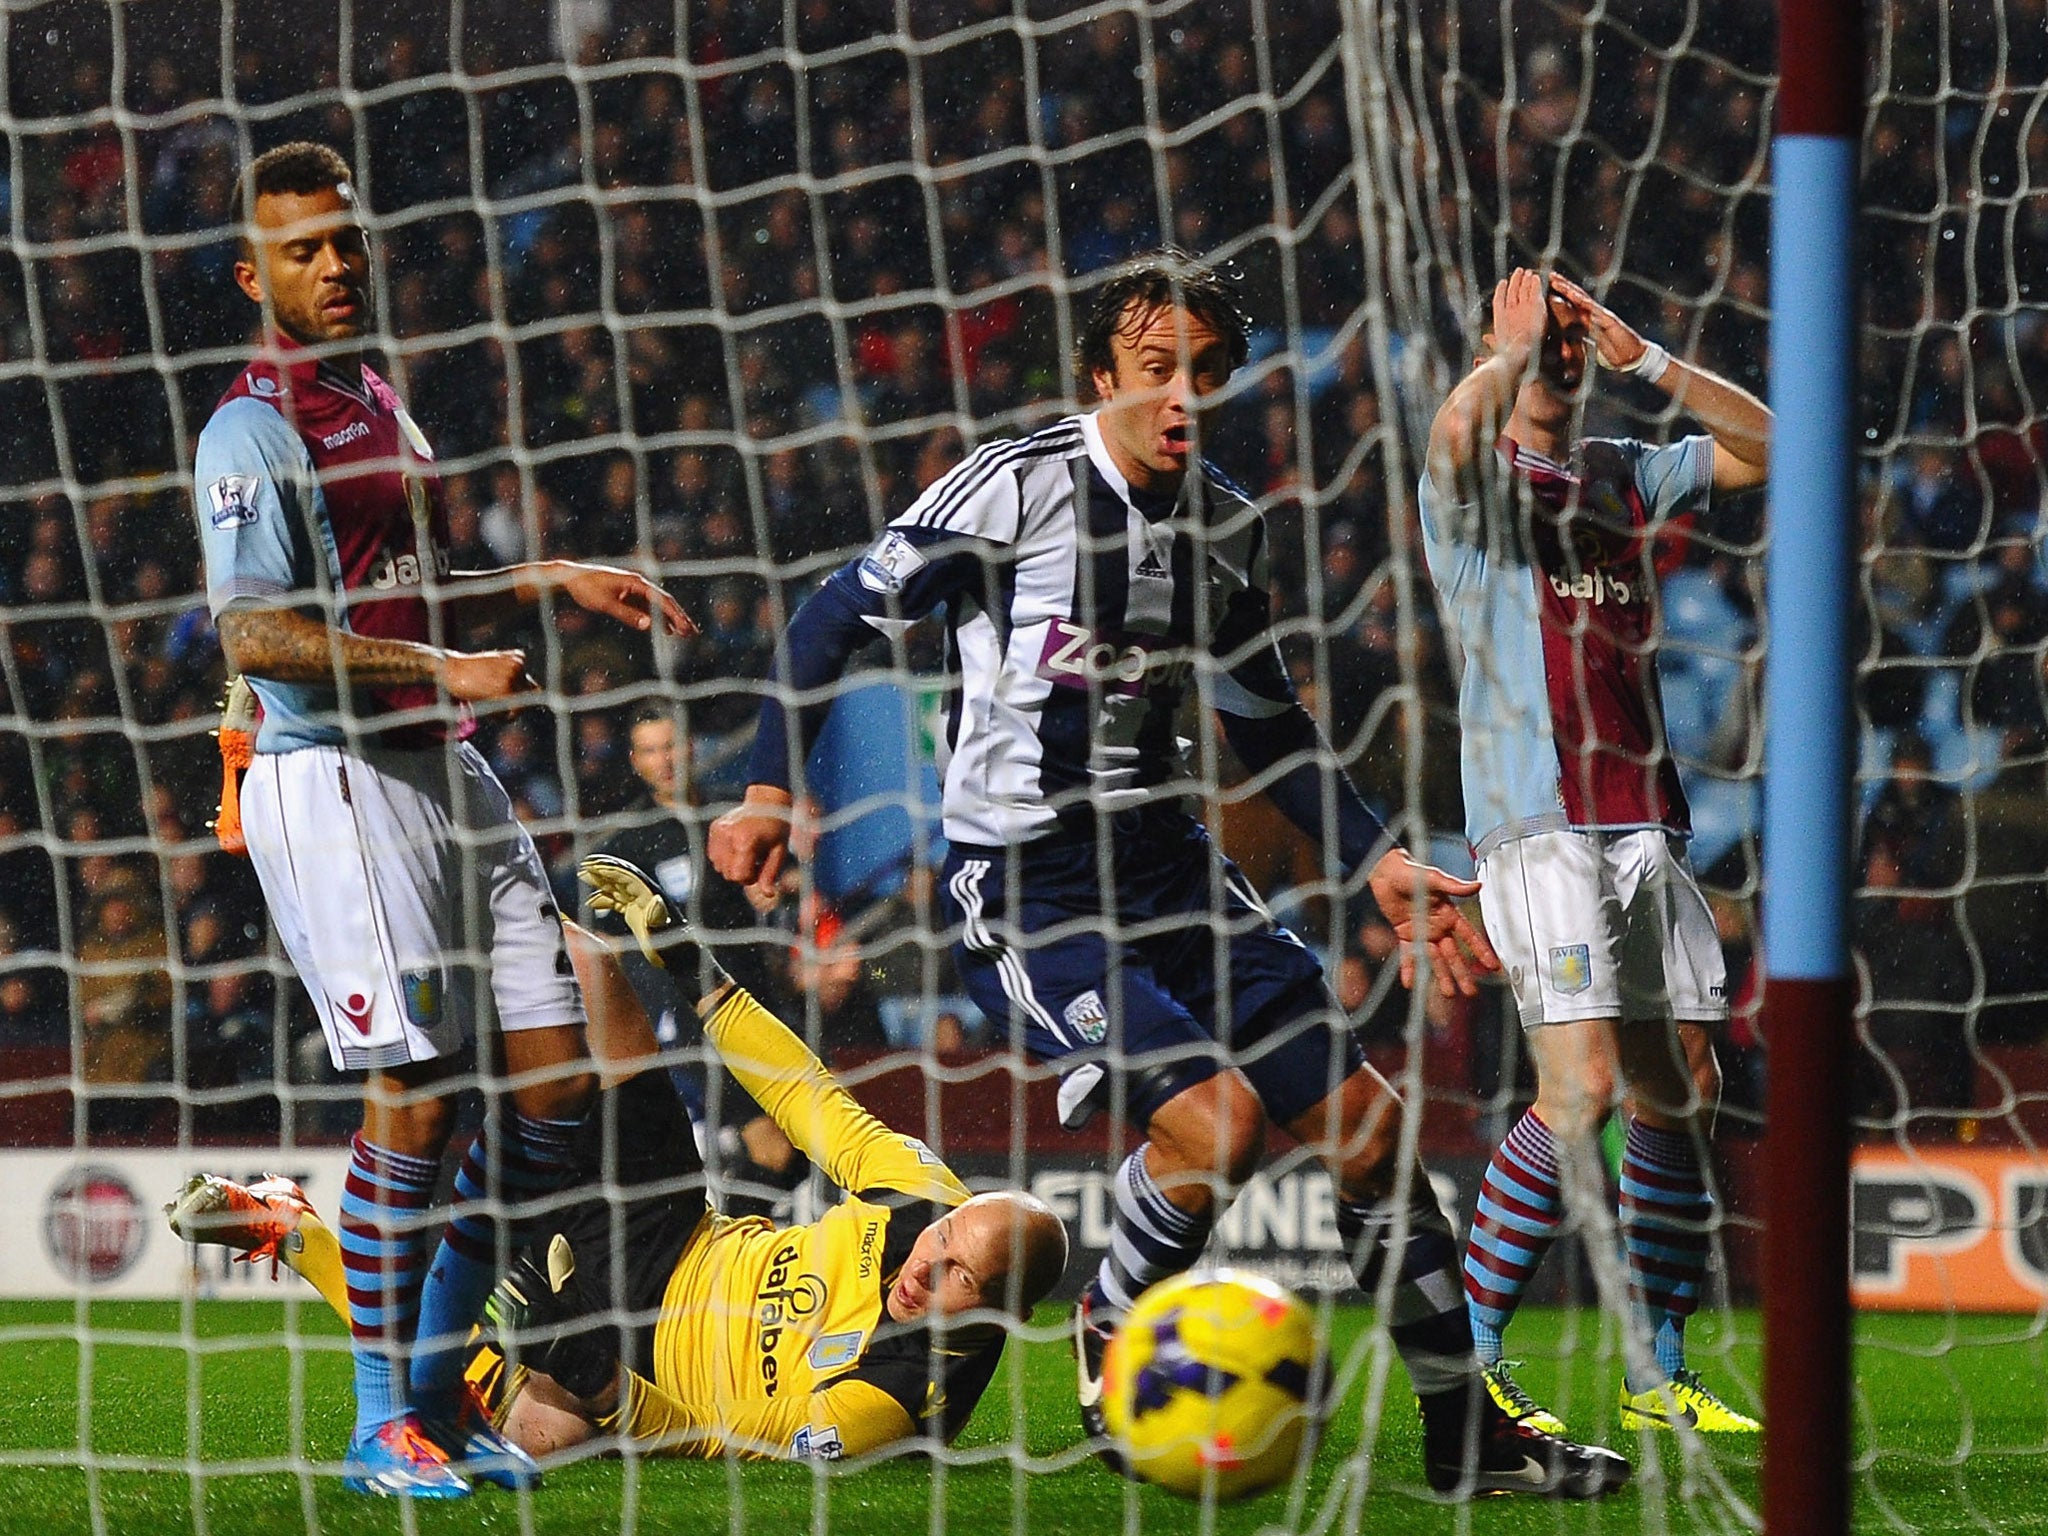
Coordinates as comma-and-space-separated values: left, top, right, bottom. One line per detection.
240, 741, 583, 1071
1477, 828, 1727, 1029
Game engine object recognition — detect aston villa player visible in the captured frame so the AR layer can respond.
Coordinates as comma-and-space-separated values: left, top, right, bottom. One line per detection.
191, 141, 689, 1498
1419, 266, 1771, 1437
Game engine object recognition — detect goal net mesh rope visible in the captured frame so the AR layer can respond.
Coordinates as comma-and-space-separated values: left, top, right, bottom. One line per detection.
0, 0, 2035, 1529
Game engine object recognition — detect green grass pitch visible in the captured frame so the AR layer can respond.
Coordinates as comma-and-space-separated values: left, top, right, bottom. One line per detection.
0, 1301, 2043, 1534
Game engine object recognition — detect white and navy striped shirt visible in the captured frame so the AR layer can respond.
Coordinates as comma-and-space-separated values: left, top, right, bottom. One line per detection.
751, 410, 1385, 863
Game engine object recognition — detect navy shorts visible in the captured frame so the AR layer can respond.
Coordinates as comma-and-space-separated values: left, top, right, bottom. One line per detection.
942, 809, 1364, 1132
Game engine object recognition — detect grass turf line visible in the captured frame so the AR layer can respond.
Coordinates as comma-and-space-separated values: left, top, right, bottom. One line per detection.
0, 1301, 2042, 1534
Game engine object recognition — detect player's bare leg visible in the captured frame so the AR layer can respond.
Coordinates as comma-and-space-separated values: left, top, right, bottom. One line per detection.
499, 1025, 597, 1125
360, 1063, 459, 1160
1138, 1075, 1268, 1219
1289, 1064, 1628, 1498
497, 1364, 602, 1459
560, 918, 672, 1084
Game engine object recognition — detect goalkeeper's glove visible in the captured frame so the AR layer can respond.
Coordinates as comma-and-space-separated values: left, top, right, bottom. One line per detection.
497, 1233, 622, 1403
578, 854, 730, 998
210, 676, 258, 856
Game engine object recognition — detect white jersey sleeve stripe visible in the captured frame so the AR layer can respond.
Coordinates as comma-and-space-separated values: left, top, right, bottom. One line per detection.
950, 860, 1070, 1047
907, 424, 1084, 533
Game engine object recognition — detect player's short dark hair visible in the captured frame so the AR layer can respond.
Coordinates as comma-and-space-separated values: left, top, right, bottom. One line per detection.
229, 142, 354, 254
1072, 249, 1251, 402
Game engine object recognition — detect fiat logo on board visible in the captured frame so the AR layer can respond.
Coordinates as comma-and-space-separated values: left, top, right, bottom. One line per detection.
43, 1166, 147, 1283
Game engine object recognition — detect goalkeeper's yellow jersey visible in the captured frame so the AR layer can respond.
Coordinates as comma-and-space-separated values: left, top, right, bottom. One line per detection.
602, 988, 995, 1462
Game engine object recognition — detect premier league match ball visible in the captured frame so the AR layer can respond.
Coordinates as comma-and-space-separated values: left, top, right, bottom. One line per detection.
1100, 1268, 1322, 1501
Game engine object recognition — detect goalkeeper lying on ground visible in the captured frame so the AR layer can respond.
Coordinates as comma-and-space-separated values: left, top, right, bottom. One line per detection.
170, 854, 1070, 1464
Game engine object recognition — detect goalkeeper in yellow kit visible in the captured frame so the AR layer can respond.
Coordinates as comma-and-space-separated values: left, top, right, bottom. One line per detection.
170, 855, 1069, 1465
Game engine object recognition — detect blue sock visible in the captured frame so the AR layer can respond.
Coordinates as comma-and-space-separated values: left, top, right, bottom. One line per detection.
410, 1112, 581, 1411
338, 1134, 439, 1436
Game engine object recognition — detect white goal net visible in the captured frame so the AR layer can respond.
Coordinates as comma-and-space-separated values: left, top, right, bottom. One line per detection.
0, 0, 2037, 1531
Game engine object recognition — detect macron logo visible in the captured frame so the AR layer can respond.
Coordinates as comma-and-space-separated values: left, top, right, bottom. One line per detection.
321, 421, 372, 451
332, 992, 374, 1036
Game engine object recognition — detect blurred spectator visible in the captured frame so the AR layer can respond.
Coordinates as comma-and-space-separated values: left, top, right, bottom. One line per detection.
1962, 730, 2048, 1044
487, 717, 565, 820
582, 706, 806, 1219
0, 965, 66, 1045
76, 884, 171, 1137
783, 905, 887, 1059
478, 464, 532, 565
1854, 730, 1972, 1125
841, 863, 963, 1005
186, 971, 279, 1137
682, 581, 776, 736
1895, 445, 1985, 553
0, 912, 65, 1045
1942, 557, 2048, 730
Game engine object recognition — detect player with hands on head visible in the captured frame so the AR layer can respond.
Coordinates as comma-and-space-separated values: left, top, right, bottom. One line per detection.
1419, 265, 1770, 1437
713, 249, 1627, 1499
190, 141, 689, 1499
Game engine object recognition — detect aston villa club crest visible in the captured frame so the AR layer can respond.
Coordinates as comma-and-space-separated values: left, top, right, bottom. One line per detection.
1549, 944, 1593, 996
402, 969, 443, 1028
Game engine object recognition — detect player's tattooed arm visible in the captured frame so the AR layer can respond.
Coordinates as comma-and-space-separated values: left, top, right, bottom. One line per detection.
217, 606, 534, 701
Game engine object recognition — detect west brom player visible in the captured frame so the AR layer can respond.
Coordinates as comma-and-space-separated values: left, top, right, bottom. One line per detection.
711, 251, 1628, 1497
1421, 267, 1770, 1435
192, 142, 689, 1497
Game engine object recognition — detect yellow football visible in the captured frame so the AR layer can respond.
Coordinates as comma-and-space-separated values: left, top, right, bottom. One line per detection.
1099, 1267, 1321, 1500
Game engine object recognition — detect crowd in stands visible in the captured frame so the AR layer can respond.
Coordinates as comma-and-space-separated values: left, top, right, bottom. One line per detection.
0, 0, 2042, 1143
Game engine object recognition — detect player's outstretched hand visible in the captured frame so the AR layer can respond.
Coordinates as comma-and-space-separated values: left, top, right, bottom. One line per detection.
709, 785, 795, 906
556, 563, 695, 637
1547, 274, 1649, 373
441, 648, 537, 703
1366, 848, 1501, 999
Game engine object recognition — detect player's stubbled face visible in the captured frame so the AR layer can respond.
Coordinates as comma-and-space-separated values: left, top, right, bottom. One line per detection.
1092, 301, 1234, 493
1537, 289, 1589, 395
888, 1208, 996, 1322
246, 186, 371, 346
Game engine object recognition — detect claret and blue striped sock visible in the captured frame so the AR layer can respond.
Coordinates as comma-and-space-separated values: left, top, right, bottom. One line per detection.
1619, 1117, 1713, 1387
337, 1133, 439, 1436
1463, 1109, 1564, 1365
